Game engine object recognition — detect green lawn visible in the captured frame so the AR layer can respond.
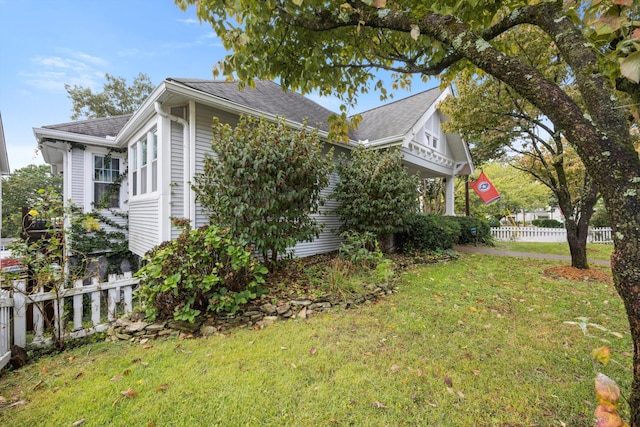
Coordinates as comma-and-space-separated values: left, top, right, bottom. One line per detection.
0, 254, 631, 426
493, 241, 614, 260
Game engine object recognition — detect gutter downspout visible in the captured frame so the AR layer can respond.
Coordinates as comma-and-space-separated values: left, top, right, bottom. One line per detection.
154, 102, 191, 225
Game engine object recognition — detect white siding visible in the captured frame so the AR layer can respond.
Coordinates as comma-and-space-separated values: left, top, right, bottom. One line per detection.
129, 198, 160, 256
193, 103, 238, 228
290, 169, 343, 258
70, 148, 85, 207
170, 120, 185, 240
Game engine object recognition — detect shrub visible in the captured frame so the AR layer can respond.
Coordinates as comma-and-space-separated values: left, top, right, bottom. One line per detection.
338, 230, 384, 269
531, 218, 564, 228
396, 213, 461, 253
136, 225, 268, 323
452, 216, 493, 244
333, 146, 419, 238
193, 116, 333, 265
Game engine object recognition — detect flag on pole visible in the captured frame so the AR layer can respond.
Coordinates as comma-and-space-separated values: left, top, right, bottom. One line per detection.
469, 171, 501, 204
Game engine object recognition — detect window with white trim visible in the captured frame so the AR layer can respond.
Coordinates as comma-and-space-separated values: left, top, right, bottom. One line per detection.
94, 155, 120, 208
131, 128, 158, 197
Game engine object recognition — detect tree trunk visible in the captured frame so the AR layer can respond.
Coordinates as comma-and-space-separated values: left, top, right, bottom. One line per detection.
564, 219, 588, 269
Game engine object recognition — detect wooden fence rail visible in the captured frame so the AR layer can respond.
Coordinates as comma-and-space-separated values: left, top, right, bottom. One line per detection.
0, 274, 138, 370
490, 227, 613, 244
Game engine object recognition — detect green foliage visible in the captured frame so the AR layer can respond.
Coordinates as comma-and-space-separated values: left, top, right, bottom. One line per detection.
396, 213, 461, 253
193, 115, 333, 265
451, 216, 493, 245
64, 73, 154, 120
136, 225, 268, 323
590, 203, 611, 228
337, 230, 384, 270
532, 218, 564, 229
1, 165, 63, 238
333, 147, 419, 238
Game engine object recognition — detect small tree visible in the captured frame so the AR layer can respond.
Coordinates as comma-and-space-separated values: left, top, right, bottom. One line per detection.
64, 73, 154, 120
193, 116, 333, 265
1, 165, 63, 238
333, 146, 419, 240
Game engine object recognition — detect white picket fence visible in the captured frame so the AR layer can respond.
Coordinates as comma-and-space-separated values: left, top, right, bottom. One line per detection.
0, 273, 138, 370
491, 227, 613, 243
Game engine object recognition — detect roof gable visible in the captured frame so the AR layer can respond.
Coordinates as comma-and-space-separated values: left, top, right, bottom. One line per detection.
353, 87, 442, 141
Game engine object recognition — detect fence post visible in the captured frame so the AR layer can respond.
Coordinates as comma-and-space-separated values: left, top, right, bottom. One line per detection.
12, 280, 27, 348
91, 277, 100, 327
107, 275, 117, 322
123, 272, 133, 315
73, 279, 83, 331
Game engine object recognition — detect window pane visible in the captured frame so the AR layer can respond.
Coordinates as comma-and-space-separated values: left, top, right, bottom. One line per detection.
141, 166, 147, 194
151, 160, 157, 192
94, 155, 120, 207
133, 171, 137, 196
131, 144, 138, 169
141, 139, 147, 166
152, 131, 158, 160
94, 183, 119, 208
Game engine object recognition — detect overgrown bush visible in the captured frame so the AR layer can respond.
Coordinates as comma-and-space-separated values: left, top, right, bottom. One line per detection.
136, 225, 268, 323
193, 116, 333, 265
396, 213, 461, 253
452, 216, 493, 245
333, 146, 419, 238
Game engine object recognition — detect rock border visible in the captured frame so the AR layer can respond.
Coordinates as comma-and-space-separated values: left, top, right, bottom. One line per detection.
107, 282, 397, 342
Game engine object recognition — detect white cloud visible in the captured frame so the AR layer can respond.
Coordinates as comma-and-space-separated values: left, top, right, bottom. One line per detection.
25, 51, 107, 91
178, 18, 199, 24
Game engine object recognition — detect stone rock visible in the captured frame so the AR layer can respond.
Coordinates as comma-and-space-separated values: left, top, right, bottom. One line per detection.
125, 321, 150, 333
297, 307, 307, 319
116, 333, 131, 340
145, 322, 166, 332
291, 299, 312, 307
276, 304, 291, 315
167, 319, 203, 333
261, 303, 277, 315
200, 325, 218, 336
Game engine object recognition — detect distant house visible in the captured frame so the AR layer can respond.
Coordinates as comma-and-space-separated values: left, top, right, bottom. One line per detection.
34, 79, 473, 259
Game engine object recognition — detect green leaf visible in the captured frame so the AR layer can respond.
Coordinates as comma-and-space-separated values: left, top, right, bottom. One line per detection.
619, 51, 640, 83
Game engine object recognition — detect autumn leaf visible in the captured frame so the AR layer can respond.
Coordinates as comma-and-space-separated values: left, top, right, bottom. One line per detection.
410, 25, 420, 41
72, 419, 86, 427
309, 347, 317, 355
594, 405, 626, 427
390, 364, 400, 372
372, 401, 387, 408
443, 376, 453, 387
619, 51, 640, 84
595, 373, 620, 405
110, 375, 122, 381
592, 346, 611, 366
120, 388, 138, 398
156, 385, 168, 392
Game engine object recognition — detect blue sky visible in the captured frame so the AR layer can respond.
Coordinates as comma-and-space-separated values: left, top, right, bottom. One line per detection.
0, 0, 437, 172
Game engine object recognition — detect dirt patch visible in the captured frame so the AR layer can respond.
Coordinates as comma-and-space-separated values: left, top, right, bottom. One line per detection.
543, 266, 612, 283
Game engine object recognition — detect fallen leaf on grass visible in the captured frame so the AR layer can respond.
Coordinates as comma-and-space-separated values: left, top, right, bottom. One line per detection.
75, 372, 84, 380
592, 346, 611, 366
472, 370, 480, 376
309, 347, 317, 355
110, 375, 122, 381
156, 385, 168, 392
444, 376, 453, 387
390, 364, 400, 372
123, 369, 131, 376
417, 368, 423, 377
456, 390, 465, 399
372, 401, 387, 408
8, 400, 27, 408
72, 419, 86, 426
120, 388, 138, 398
33, 380, 44, 390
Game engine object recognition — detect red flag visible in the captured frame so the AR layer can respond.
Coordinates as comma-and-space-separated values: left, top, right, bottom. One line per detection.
470, 171, 501, 204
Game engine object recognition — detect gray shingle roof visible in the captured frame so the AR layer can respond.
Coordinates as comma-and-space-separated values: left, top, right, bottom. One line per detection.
352, 87, 442, 141
43, 114, 133, 138
167, 78, 335, 132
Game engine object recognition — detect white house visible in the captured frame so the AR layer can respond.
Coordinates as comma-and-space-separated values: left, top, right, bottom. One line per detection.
34, 79, 473, 259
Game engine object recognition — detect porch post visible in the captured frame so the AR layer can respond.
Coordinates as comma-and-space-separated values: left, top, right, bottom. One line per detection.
444, 175, 455, 216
